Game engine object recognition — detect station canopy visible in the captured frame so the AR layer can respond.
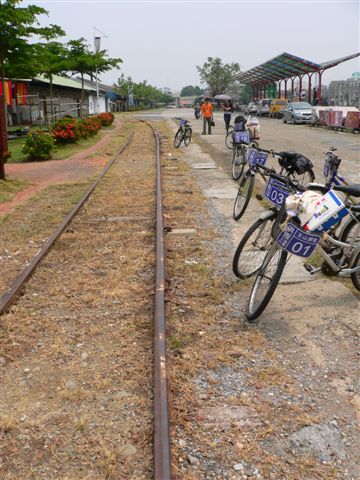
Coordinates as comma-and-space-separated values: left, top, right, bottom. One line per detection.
238, 51, 360, 86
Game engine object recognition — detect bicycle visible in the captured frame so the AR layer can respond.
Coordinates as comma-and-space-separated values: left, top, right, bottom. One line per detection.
246, 183, 360, 321
173, 118, 192, 148
232, 168, 305, 278
231, 130, 252, 180
233, 148, 315, 221
232, 148, 359, 279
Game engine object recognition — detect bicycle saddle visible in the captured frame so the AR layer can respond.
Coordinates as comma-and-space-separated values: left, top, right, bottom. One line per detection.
334, 183, 360, 198
278, 151, 298, 160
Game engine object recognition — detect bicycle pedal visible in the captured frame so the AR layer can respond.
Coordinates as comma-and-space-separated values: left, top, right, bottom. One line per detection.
256, 194, 263, 201
303, 263, 320, 275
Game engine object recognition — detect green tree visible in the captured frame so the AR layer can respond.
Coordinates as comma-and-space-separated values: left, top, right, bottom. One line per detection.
196, 57, 242, 97
67, 38, 122, 117
180, 85, 203, 97
0, 0, 63, 179
34, 41, 69, 120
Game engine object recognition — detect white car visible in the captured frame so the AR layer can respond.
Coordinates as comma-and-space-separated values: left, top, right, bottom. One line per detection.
245, 102, 258, 115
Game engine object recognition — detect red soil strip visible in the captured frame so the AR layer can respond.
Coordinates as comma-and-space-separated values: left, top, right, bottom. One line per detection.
1, 119, 124, 217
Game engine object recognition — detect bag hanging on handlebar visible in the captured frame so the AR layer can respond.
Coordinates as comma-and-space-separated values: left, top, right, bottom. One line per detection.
279, 154, 313, 174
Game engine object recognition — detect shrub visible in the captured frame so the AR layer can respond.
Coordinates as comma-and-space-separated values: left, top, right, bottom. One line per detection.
75, 120, 89, 139
82, 117, 102, 136
52, 118, 78, 144
22, 131, 55, 161
97, 112, 114, 126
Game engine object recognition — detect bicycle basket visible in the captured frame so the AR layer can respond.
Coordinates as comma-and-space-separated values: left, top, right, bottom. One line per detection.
279, 154, 313, 174
323, 154, 341, 178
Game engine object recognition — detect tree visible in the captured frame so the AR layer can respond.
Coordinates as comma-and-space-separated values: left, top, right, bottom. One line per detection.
196, 57, 242, 97
34, 41, 69, 120
180, 85, 204, 97
0, 0, 64, 179
67, 38, 122, 117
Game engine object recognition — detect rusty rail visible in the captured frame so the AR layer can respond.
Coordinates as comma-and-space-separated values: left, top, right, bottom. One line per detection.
0, 133, 133, 315
147, 122, 172, 479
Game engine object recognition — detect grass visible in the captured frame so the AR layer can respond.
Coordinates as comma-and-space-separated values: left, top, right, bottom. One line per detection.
0, 176, 31, 202
6, 125, 115, 164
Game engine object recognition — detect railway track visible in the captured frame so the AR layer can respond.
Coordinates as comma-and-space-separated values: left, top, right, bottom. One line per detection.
0, 120, 171, 479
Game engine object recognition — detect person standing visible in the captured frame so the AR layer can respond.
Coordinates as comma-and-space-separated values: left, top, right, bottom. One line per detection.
223, 100, 232, 132
201, 98, 213, 135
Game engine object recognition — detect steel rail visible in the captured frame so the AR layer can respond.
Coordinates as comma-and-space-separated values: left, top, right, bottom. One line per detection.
145, 121, 172, 479
0, 133, 134, 315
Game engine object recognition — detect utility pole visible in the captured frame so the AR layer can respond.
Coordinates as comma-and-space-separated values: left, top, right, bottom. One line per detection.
0, 95, 7, 180
94, 26, 108, 115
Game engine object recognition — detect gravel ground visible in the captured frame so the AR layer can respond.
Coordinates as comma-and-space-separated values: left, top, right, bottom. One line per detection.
164, 114, 359, 480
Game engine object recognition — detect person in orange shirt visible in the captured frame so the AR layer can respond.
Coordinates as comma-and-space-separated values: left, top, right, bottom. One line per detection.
201, 98, 213, 135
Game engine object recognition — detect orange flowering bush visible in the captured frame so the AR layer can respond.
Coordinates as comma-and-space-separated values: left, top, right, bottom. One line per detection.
97, 112, 114, 126
52, 118, 78, 144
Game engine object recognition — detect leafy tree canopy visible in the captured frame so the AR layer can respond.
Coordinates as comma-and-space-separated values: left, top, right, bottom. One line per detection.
114, 74, 174, 106
180, 85, 204, 97
0, 0, 64, 81
196, 57, 241, 97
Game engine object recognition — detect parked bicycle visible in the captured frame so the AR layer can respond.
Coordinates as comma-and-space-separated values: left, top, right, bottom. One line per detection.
232, 148, 359, 279
246, 184, 360, 321
233, 148, 315, 221
173, 118, 192, 148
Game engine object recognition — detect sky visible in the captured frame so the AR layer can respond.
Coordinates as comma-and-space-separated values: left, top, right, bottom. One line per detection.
24, 0, 360, 92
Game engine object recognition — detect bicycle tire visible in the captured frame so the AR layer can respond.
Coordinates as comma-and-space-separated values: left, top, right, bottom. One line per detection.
350, 247, 360, 291
246, 243, 288, 321
232, 210, 277, 279
338, 213, 360, 245
225, 131, 235, 149
174, 129, 184, 148
233, 173, 255, 221
184, 127, 192, 146
287, 168, 315, 187
231, 145, 246, 181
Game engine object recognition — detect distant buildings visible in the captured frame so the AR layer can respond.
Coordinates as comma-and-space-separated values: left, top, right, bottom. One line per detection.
327, 73, 360, 108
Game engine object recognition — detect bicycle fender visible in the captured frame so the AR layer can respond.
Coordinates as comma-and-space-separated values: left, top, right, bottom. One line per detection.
259, 208, 277, 221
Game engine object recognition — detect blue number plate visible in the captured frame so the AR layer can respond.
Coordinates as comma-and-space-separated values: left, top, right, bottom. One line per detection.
248, 148, 268, 167
323, 157, 330, 178
264, 178, 289, 207
234, 131, 249, 144
276, 222, 320, 257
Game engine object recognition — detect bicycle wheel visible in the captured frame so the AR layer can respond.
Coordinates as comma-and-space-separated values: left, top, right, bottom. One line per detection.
350, 247, 360, 291
231, 145, 246, 181
184, 127, 192, 146
174, 129, 184, 148
246, 243, 288, 321
338, 213, 360, 245
287, 169, 315, 187
232, 210, 277, 278
233, 173, 255, 221
225, 131, 235, 149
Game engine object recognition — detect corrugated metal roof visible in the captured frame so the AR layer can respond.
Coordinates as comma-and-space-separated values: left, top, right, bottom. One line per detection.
238, 51, 360, 86
35, 74, 97, 91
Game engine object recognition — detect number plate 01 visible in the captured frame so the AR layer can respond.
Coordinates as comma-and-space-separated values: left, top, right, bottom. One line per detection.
276, 222, 320, 257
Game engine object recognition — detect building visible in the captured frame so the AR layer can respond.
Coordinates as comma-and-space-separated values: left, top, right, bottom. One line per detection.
328, 75, 360, 108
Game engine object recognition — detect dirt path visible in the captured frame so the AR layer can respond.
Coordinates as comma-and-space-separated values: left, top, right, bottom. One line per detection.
1, 118, 124, 217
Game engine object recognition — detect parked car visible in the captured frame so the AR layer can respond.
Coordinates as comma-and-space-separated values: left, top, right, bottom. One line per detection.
282, 102, 316, 124
245, 102, 258, 115
166, 104, 177, 109
269, 98, 288, 118
257, 99, 271, 117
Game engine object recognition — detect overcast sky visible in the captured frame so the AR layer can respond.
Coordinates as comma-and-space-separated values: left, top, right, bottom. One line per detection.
25, 0, 360, 91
